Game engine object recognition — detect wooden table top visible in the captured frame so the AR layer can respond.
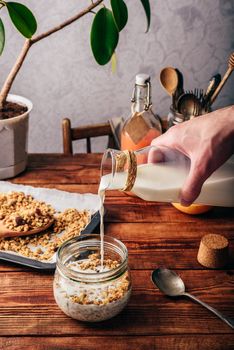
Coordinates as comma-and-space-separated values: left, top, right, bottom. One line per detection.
0, 154, 234, 350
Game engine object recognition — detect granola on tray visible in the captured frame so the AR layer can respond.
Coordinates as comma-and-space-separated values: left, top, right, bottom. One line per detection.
0, 192, 90, 261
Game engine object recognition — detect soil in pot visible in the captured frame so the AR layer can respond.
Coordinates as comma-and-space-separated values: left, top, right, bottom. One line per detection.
0, 101, 28, 119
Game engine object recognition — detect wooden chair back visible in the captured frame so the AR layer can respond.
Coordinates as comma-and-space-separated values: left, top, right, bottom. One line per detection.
62, 118, 116, 155
62, 117, 167, 155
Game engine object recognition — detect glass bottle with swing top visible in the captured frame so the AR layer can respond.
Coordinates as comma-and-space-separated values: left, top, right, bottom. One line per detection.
121, 74, 162, 151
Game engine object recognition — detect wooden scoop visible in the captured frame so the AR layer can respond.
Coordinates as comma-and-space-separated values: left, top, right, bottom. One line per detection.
0, 218, 54, 239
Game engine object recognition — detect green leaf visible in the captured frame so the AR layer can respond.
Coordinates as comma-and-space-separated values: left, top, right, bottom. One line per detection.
90, 7, 119, 65
110, 0, 128, 32
139, 0, 151, 32
6, 2, 37, 38
0, 18, 5, 55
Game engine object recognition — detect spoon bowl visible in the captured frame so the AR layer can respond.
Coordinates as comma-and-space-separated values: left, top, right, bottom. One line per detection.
152, 268, 185, 296
177, 93, 201, 118
160, 67, 179, 96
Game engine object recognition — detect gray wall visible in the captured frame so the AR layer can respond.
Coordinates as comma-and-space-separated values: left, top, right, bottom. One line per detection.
1, 0, 234, 153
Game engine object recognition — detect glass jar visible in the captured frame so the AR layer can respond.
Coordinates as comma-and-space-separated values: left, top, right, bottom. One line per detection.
100, 147, 234, 207
167, 105, 212, 129
53, 234, 131, 322
121, 74, 162, 150
167, 106, 186, 128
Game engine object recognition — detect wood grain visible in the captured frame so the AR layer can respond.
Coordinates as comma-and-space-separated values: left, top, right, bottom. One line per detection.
1, 336, 234, 350
0, 154, 233, 349
0, 270, 233, 336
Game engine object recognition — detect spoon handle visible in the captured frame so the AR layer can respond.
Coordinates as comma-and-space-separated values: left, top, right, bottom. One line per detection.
209, 67, 233, 106
184, 292, 234, 329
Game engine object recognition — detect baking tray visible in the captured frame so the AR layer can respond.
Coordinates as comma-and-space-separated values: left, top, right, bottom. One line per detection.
0, 211, 100, 270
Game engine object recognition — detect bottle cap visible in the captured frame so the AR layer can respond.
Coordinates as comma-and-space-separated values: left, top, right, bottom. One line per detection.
135, 74, 150, 86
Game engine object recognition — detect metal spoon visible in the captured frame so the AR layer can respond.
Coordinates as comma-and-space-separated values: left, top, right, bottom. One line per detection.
160, 67, 179, 96
152, 268, 234, 329
177, 93, 202, 118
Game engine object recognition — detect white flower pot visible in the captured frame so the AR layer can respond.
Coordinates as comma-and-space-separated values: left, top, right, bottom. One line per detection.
0, 94, 33, 179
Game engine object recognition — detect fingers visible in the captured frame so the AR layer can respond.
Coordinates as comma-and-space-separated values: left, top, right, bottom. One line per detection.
151, 128, 175, 148
180, 159, 211, 206
148, 147, 165, 163
150, 127, 182, 164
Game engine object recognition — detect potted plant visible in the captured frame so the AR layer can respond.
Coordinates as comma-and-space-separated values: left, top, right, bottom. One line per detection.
0, 0, 151, 179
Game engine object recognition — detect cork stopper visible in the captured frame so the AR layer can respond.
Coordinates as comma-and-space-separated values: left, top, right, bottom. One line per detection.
197, 234, 229, 268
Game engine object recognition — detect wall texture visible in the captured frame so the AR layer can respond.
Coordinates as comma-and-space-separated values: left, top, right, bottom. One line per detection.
1, 0, 234, 152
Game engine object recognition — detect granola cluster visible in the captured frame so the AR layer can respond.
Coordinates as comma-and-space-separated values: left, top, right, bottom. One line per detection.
66, 254, 130, 306
53, 209, 90, 237
74, 253, 120, 272
70, 272, 129, 306
0, 192, 54, 232
0, 192, 90, 261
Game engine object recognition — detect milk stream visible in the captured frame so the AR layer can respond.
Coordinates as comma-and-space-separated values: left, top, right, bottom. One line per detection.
98, 188, 105, 271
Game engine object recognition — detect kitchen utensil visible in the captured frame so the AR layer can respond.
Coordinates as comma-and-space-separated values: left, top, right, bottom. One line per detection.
160, 67, 179, 96
152, 267, 234, 329
0, 210, 101, 270
0, 218, 54, 238
193, 100, 201, 117
199, 89, 204, 101
209, 52, 234, 106
193, 88, 205, 109
173, 68, 184, 109
203, 74, 221, 110
194, 88, 203, 102
175, 69, 184, 95
177, 92, 201, 118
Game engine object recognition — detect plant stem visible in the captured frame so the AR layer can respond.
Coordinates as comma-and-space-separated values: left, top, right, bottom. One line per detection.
0, 0, 103, 108
0, 40, 31, 109
31, 0, 103, 44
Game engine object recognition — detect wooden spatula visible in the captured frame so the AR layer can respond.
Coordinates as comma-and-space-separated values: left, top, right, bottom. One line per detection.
0, 218, 54, 239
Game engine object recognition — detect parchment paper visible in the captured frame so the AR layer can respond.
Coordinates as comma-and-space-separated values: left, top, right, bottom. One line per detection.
0, 181, 100, 213
0, 181, 101, 265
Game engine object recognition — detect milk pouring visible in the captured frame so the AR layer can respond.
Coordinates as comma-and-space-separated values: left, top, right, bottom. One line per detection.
100, 146, 234, 207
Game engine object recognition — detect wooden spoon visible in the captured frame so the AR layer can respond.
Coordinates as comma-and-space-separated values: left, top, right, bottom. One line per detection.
160, 67, 179, 96
0, 218, 54, 239
209, 52, 234, 105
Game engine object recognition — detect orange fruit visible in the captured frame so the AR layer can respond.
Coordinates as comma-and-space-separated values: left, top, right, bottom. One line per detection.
172, 202, 212, 215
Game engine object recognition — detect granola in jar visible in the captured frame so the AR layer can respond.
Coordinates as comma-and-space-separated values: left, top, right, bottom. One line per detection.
53, 235, 131, 322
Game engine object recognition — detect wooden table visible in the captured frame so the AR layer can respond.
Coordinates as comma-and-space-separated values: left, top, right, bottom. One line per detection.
0, 154, 234, 350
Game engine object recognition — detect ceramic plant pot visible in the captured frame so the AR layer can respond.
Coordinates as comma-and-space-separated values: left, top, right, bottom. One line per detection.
0, 94, 33, 179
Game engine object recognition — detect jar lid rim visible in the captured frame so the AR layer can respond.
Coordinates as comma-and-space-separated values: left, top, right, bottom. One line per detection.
56, 234, 128, 282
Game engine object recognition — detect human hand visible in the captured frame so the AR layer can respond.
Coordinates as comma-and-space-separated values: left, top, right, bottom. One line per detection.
151, 106, 234, 205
